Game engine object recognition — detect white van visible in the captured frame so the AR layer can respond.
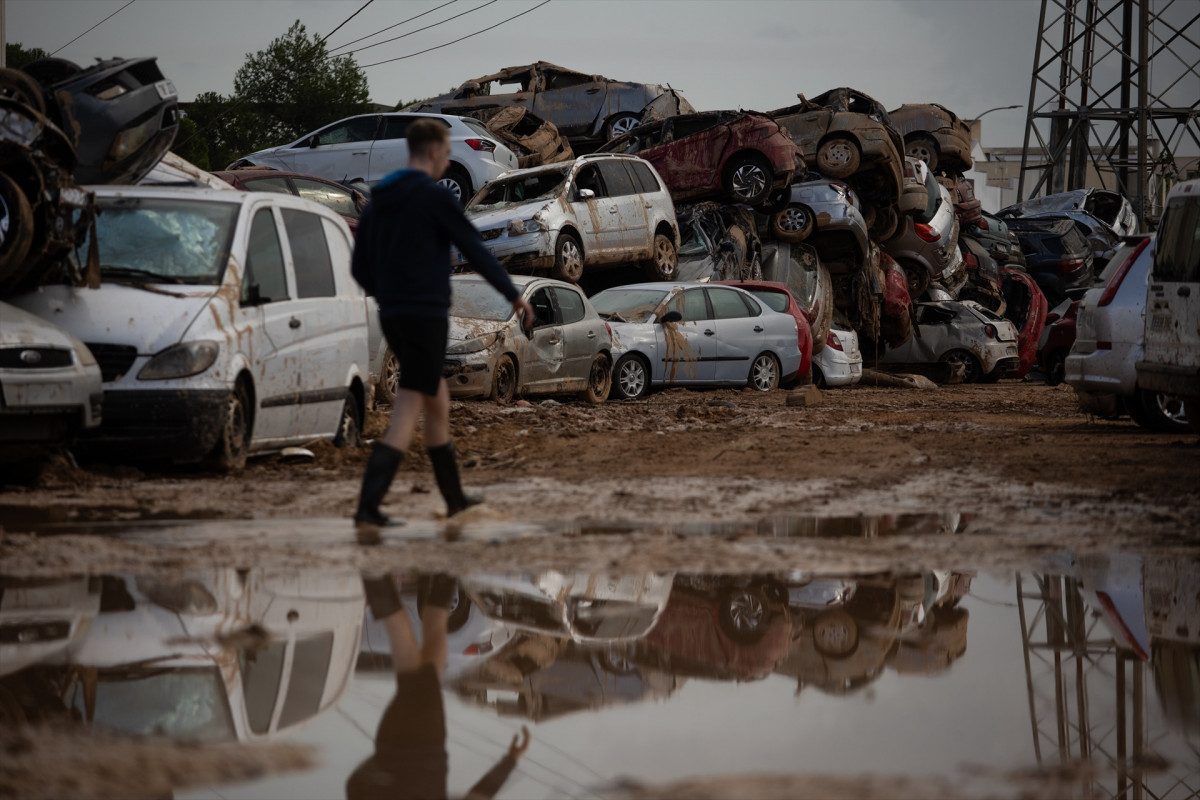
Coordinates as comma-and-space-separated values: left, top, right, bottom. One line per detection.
13, 186, 371, 470
1138, 179, 1200, 430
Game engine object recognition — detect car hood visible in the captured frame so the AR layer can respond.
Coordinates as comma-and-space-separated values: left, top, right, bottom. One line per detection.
0, 301, 94, 352
465, 199, 556, 229
11, 284, 219, 355
448, 315, 513, 344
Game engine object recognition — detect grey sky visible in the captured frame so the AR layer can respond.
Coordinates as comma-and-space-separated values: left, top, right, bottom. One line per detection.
10, 0, 1044, 148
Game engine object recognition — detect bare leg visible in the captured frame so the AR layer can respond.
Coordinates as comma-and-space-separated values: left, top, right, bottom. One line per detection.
419, 605, 449, 679
422, 380, 451, 449
382, 608, 422, 673
381, 387, 426, 451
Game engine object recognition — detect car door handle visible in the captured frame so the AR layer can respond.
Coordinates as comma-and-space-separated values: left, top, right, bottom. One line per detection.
352, 151, 368, 155
753, 325, 764, 332
608, 205, 619, 213
586, 88, 601, 94
289, 317, 302, 329
645, 202, 654, 209
1179, 286, 1192, 297
703, 329, 715, 336
548, 338, 560, 345
587, 331, 597, 339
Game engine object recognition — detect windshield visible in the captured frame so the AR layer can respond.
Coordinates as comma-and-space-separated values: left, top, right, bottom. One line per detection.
469, 167, 569, 210
749, 288, 791, 314
71, 666, 235, 742
452, 279, 517, 321
88, 198, 238, 285
591, 289, 669, 322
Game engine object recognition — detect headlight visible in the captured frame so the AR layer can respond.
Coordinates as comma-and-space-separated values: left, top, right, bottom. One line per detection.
137, 341, 219, 380
507, 217, 545, 235
108, 113, 162, 163
446, 332, 499, 355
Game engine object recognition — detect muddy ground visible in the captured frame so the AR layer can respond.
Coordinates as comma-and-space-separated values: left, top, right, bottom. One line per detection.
1, 381, 1197, 576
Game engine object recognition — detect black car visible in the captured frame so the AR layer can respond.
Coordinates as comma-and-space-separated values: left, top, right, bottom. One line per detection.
1004, 217, 1095, 305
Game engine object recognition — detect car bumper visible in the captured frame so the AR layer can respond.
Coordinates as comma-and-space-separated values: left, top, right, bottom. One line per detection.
0, 369, 103, 429
74, 388, 232, 462
1065, 345, 1137, 396
444, 354, 495, 399
1136, 362, 1200, 398
817, 351, 863, 387
984, 344, 1021, 377
453, 229, 554, 270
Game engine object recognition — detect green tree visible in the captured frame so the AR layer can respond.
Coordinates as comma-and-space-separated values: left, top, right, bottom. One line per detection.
5, 43, 51, 70
170, 115, 210, 170
182, 91, 270, 170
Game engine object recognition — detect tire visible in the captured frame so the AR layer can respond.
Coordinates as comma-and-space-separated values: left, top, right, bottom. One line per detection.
374, 348, 400, 405
333, 393, 362, 447
868, 205, 899, 240
605, 113, 641, 141
771, 204, 814, 243
940, 349, 982, 383
1133, 388, 1189, 433
718, 586, 771, 644
612, 354, 650, 400
811, 608, 860, 658
551, 232, 584, 283
899, 259, 929, 299
816, 136, 862, 178
579, 353, 612, 405
723, 153, 773, 206
437, 165, 472, 205
490, 355, 517, 403
0, 172, 35, 281
204, 382, 251, 473
641, 231, 678, 280
747, 352, 781, 392
0, 68, 46, 115
1043, 348, 1067, 387
905, 135, 939, 171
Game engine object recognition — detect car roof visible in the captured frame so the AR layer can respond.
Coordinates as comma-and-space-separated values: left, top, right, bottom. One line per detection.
211, 169, 355, 188
714, 280, 791, 292
490, 152, 644, 182
598, 282, 750, 293
89, 185, 246, 203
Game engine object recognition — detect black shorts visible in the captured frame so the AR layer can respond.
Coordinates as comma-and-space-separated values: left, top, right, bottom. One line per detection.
381, 315, 449, 398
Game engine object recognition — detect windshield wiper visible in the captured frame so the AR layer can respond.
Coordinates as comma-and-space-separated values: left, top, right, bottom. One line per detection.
101, 265, 187, 284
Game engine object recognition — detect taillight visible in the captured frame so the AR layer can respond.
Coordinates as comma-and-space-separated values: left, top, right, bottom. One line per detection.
1057, 257, 1085, 272
915, 223, 940, 242
984, 324, 997, 339
1097, 238, 1150, 307
977, 218, 989, 231
963, 253, 979, 270
465, 138, 496, 152
827, 331, 844, 351
604, 322, 613, 339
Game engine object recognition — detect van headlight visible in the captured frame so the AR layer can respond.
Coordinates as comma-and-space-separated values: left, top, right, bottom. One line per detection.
138, 341, 220, 380
446, 333, 499, 355
508, 217, 545, 235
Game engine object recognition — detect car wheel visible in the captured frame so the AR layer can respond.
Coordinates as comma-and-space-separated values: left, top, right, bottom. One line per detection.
816, 136, 862, 178
551, 232, 584, 283
612, 354, 650, 400
940, 349, 982, 383
1043, 348, 1067, 387
605, 113, 641, 141
375, 348, 400, 405
490, 355, 517, 403
770, 204, 814, 243
437, 165, 472, 205
1133, 388, 1190, 433
812, 609, 859, 658
579, 352, 612, 405
641, 232, 678, 280
205, 382, 251, 473
723, 154, 773, 206
718, 586, 771, 644
0, 68, 45, 115
0, 172, 35, 280
868, 205, 899, 240
906, 135, 940, 171
747, 352, 781, 392
333, 393, 362, 448
900, 259, 930, 299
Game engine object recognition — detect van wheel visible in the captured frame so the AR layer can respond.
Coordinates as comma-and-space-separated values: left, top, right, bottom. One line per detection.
552, 232, 584, 283
1133, 389, 1189, 433
205, 383, 250, 473
641, 232, 678, 280
333, 393, 362, 447
579, 353, 612, 405
816, 136, 861, 178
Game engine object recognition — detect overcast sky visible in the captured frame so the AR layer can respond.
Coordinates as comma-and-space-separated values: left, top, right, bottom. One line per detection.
6, 0, 1056, 148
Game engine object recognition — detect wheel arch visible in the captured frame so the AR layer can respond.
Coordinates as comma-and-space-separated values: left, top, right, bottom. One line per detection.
234, 369, 256, 438
557, 224, 585, 258
349, 376, 366, 425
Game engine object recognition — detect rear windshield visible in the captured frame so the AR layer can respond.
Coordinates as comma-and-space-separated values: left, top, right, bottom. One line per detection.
451, 279, 516, 321
88, 197, 238, 284
591, 288, 669, 322
748, 288, 790, 313
468, 167, 570, 209
1097, 239, 1147, 284
1155, 194, 1200, 282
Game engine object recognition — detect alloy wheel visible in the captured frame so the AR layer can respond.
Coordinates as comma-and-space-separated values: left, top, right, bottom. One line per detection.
1155, 393, 1188, 426
731, 164, 768, 201
779, 206, 810, 232
618, 358, 646, 398
751, 354, 777, 391
726, 591, 766, 634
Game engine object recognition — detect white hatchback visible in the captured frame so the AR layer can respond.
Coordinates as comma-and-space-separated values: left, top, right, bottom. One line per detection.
12, 186, 370, 471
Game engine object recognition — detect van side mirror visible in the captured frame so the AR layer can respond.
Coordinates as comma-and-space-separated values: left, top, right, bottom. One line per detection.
243, 283, 264, 307
578, 188, 595, 201
659, 310, 683, 324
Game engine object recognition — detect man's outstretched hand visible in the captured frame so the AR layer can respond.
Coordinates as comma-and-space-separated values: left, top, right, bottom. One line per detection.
513, 297, 535, 332
508, 725, 531, 759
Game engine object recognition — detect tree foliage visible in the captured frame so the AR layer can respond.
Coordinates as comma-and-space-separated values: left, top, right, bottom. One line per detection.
6, 43, 51, 70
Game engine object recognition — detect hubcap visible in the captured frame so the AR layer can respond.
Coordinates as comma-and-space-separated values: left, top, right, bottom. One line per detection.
908, 144, 934, 163
619, 360, 645, 398
732, 164, 767, 199
751, 355, 776, 390
1156, 393, 1187, 425
610, 115, 639, 137
780, 206, 809, 231
561, 240, 583, 278
946, 352, 976, 381
728, 592, 765, 632
823, 142, 853, 166
438, 177, 463, 200
383, 353, 401, 399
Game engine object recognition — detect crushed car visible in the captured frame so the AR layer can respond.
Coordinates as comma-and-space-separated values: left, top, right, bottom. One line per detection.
888, 103, 973, 173
999, 188, 1139, 238
466, 105, 573, 168
760, 240, 834, 354
879, 300, 1020, 383
598, 110, 798, 207
675, 201, 762, 282
882, 157, 963, 298
455, 153, 679, 283
443, 274, 613, 403
405, 61, 695, 148
998, 267, 1047, 380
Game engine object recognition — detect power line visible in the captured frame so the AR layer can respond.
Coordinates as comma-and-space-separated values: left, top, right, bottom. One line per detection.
329, 0, 499, 58
320, 0, 378, 45
50, 0, 136, 56
358, 0, 554, 69
326, 0, 460, 55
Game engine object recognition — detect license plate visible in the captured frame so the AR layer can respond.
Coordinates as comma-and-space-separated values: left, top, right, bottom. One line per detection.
155, 80, 177, 100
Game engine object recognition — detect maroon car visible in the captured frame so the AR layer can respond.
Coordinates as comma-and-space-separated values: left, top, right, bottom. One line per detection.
211, 169, 366, 233
598, 110, 798, 207
1001, 267, 1050, 380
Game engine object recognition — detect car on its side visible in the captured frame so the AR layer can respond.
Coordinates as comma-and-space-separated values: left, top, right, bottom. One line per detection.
883, 157, 963, 298
456, 153, 679, 284
760, 240, 834, 354
887, 103, 973, 173
442, 274, 613, 404
1000, 188, 1139, 239
210, 169, 366, 233
598, 110, 798, 207
404, 61, 695, 148
999, 267, 1048, 380
880, 300, 1020, 383
592, 282, 804, 399
714, 280, 814, 383
228, 112, 518, 203
0, 302, 102, 460
11, 186, 370, 472
1004, 216, 1095, 306
813, 321, 864, 388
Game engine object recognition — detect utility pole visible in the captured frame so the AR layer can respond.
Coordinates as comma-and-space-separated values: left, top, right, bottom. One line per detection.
1, 0, 7, 68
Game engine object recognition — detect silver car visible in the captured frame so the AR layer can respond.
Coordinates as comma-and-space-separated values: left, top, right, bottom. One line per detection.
455, 153, 680, 284
883, 157, 963, 298
444, 274, 613, 403
592, 282, 804, 399
881, 300, 1020, 383
767, 172, 869, 272
813, 321, 863, 388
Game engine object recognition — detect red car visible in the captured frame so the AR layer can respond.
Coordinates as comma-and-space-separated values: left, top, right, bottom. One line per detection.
1000, 267, 1050, 379
880, 252, 914, 346
1037, 297, 1078, 385
716, 279, 814, 382
599, 110, 798, 207
211, 169, 366, 233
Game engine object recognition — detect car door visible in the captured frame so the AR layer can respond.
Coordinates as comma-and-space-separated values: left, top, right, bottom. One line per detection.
656, 287, 716, 384
568, 163, 621, 258
550, 285, 599, 387
519, 286, 564, 391
289, 116, 378, 183
595, 159, 648, 254
705, 287, 765, 383
367, 116, 414, 184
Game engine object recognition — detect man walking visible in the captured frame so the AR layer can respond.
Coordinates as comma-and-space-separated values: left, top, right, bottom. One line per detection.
351, 118, 533, 529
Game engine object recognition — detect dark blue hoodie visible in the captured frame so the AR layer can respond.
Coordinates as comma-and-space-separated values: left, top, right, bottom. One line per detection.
351, 169, 519, 319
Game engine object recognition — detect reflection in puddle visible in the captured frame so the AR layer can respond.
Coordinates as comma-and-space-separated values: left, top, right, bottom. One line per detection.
1, 555, 1197, 799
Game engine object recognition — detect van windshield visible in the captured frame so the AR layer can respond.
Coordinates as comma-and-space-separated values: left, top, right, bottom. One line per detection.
70, 666, 235, 742
469, 167, 570, 210
1155, 195, 1200, 282
90, 198, 238, 285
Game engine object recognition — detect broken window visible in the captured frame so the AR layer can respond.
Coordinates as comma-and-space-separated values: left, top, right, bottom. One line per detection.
470, 167, 570, 209
91, 198, 237, 285
243, 209, 289, 304
543, 70, 594, 91
282, 209, 335, 299
529, 288, 557, 328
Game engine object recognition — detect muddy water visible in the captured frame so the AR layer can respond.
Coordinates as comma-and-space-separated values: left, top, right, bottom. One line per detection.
1, 519, 1197, 800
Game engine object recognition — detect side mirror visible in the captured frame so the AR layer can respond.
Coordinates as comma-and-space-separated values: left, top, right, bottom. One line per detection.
578, 188, 595, 201
243, 283, 264, 307
659, 310, 683, 324
308, 136, 319, 149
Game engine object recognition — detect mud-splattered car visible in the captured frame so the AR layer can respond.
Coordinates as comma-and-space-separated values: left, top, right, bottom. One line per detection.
880, 300, 1020, 383
714, 280, 814, 383
675, 202, 762, 282
405, 61, 694, 148
443, 274, 613, 404
760, 240, 834, 354
592, 282, 805, 399
769, 173, 871, 279
466, 106, 573, 168
597, 110, 798, 207
888, 103, 973, 173
1000, 188, 1139, 239
456, 153, 679, 283
813, 320, 864, 388
882, 157, 963, 298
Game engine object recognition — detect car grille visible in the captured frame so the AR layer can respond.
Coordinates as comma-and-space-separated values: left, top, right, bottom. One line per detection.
0, 347, 73, 369
86, 343, 138, 382
481, 228, 503, 241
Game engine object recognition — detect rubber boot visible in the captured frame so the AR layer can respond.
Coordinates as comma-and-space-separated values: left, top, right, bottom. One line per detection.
354, 442, 405, 530
427, 441, 482, 517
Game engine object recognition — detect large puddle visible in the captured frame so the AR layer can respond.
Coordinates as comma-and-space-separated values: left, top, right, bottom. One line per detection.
1, 519, 1197, 799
